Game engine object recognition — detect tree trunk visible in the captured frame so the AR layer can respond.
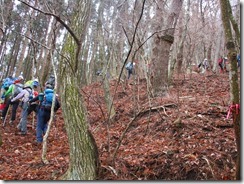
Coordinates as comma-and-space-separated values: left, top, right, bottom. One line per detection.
219, 0, 240, 180
58, 0, 100, 180
17, 1, 36, 77
8, 34, 21, 77
59, 76, 99, 180
151, 0, 183, 96
226, 0, 240, 47
213, 29, 223, 72
38, 17, 57, 87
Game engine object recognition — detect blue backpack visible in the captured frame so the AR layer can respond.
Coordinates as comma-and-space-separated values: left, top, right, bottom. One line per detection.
125, 62, 133, 70
2, 77, 14, 90
41, 89, 54, 110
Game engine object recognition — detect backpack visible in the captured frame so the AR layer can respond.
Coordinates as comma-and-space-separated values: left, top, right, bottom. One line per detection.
13, 83, 23, 97
28, 89, 33, 100
2, 77, 14, 90
125, 62, 133, 70
25, 80, 33, 87
41, 89, 55, 111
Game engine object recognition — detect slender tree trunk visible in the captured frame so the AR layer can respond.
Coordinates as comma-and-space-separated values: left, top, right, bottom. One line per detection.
40, 17, 57, 86
58, 0, 100, 180
213, 29, 223, 72
226, 0, 240, 47
17, 3, 36, 77
8, 34, 21, 77
219, 0, 240, 180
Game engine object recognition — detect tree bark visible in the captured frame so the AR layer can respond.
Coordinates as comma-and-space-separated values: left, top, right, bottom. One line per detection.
58, 0, 100, 180
219, 0, 240, 180
151, 0, 183, 96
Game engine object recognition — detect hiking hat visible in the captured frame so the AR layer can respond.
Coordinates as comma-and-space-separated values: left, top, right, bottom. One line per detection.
45, 83, 53, 89
18, 75, 24, 80
32, 79, 39, 87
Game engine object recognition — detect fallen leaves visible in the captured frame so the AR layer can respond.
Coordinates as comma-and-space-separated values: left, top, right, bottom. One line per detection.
0, 72, 238, 180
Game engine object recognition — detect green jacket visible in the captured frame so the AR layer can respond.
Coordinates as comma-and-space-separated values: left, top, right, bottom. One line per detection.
4, 83, 23, 98
4, 84, 15, 98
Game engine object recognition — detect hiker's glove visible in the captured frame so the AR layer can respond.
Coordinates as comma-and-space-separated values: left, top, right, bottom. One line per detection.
1, 95, 5, 100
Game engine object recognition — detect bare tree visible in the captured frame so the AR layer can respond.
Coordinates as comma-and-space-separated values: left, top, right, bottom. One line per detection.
57, 0, 100, 180
151, 0, 184, 96
219, 0, 240, 180
19, 0, 100, 179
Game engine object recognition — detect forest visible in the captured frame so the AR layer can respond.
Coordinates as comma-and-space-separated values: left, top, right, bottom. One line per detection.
0, 0, 241, 181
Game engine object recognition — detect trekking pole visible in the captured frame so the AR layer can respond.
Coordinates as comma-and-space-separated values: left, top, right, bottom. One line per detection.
2, 106, 10, 127
32, 112, 35, 129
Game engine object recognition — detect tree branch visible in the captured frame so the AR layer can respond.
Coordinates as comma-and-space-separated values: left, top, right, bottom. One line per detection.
18, 0, 80, 46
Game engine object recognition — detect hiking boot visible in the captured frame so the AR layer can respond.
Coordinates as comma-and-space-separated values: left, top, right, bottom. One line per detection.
33, 141, 42, 147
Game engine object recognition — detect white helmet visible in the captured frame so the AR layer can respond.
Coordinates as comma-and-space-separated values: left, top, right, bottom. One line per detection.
18, 75, 24, 80
33, 78, 39, 83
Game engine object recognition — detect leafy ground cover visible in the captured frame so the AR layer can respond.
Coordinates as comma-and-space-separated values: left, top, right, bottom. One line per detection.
0, 72, 239, 180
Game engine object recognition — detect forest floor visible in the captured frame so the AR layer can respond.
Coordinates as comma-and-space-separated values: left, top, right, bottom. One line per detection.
0, 71, 240, 180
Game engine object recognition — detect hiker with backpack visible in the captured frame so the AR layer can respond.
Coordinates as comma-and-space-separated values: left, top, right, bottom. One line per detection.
24, 79, 40, 116
1, 76, 24, 126
198, 58, 209, 73
11, 83, 33, 135
29, 84, 60, 143
217, 56, 227, 73
237, 54, 240, 68
45, 74, 55, 89
24, 78, 39, 89
125, 61, 135, 79
0, 76, 14, 99
0, 76, 14, 112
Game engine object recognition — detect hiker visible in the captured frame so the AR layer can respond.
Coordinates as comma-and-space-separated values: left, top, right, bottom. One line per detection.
11, 83, 33, 135
25, 78, 39, 89
198, 58, 209, 73
218, 56, 227, 73
237, 54, 240, 68
126, 61, 135, 79
96, 70, 102, 76
29, 84, 60, 143
0, 76, 14, 100
45, 74, 55, 89
1, 76, 24, 125
23, 79, 40, 116
0, 76, 14, 112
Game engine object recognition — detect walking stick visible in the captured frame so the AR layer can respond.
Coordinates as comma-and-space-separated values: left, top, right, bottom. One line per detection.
32, 112, 35, 129
2, 106, 10, 127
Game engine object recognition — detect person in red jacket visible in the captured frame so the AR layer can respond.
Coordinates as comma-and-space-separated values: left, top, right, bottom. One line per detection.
218, 56, 228, 73
218, 56, 224, 73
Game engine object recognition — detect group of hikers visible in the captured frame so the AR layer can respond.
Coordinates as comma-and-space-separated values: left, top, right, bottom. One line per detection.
0, 74, 60, 145
197, 54, 240, 73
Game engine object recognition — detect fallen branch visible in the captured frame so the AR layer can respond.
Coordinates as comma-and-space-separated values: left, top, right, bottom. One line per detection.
112, 103, 177, 162
215, 124, 233, 128
202, 156, 216, 179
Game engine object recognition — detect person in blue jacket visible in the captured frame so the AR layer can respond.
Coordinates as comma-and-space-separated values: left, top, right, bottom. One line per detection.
29, 84, 60, 144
